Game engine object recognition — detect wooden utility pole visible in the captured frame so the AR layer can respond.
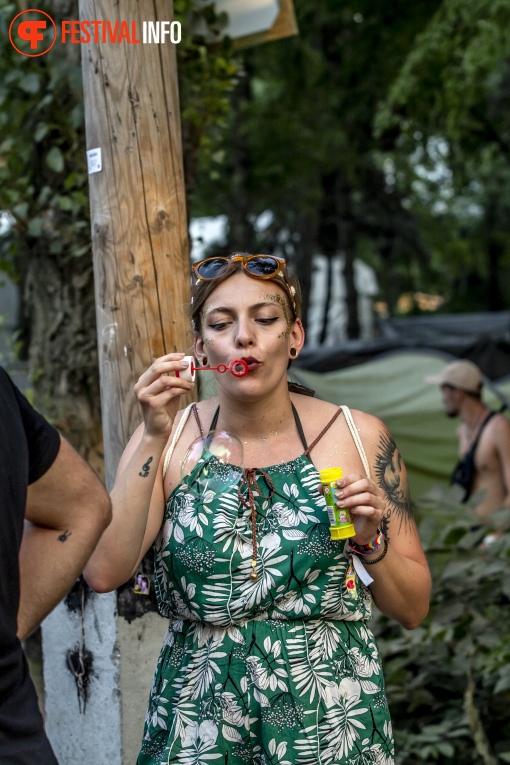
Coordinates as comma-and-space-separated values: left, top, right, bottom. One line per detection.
43, 2, 192, 762
81, 0, 192, 488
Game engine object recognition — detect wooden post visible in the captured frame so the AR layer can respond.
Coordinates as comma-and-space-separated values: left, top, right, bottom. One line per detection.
43, 2, 193, 762
80, 0, 192, 489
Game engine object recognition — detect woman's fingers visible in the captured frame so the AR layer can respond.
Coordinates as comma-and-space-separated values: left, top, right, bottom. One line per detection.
134, 353, 189, 393
336, 474, 383, 505
138, 372, 191, 400
332, 473, 384, 532
133, 354, 194, 438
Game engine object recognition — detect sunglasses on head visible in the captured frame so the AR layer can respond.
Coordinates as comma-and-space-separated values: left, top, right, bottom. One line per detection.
192, 254, 287, 283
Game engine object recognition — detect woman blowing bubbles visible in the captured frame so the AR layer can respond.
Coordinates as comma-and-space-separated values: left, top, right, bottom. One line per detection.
84, 253, 431, 765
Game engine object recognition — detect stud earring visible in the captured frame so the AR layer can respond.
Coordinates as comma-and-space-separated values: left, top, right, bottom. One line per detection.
289, 348, 297, 358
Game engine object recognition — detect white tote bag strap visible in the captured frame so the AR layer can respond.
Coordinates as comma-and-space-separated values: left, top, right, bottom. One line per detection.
340, 405, 375, 587
340, 405, 371, 479
162, 403, 195, 480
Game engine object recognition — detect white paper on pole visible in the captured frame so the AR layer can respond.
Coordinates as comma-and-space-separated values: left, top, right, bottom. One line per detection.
87, 147, 102, 174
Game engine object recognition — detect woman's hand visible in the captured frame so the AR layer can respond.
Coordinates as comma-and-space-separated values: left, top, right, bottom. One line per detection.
334, 473, 385, 544
134, 353, 194, 440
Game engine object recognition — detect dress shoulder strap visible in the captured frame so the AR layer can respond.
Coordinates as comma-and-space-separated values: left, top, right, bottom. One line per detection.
162, 403, 195, 480
304, 407, 343, 456
341, 405, 371, 479
305, 405, 371, 479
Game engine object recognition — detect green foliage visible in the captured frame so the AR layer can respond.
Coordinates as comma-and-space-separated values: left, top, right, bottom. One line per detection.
375, 0, 510, 313
189, 0, 445, 319
376, 0, 510, 155
193, 0, 441, 218
0, 1, 89, 273
373, 489, 510, 764
173, 1, 241, 189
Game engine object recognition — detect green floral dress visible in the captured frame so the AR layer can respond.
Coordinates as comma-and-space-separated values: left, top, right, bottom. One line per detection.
138, 447, 394, 765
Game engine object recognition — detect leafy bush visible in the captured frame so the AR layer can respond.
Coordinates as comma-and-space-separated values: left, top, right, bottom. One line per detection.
372, 488, 510, 764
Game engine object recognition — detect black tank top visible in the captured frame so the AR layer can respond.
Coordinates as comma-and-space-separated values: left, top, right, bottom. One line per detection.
450, 411, 497, 502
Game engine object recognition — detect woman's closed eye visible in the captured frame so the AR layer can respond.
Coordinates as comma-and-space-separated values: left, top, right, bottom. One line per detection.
208, 321, 232, 331
207, 315, 279, 331
256, 316, 279, 325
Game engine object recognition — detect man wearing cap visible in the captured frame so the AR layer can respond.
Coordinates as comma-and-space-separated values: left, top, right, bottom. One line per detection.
426, 359, 510, 519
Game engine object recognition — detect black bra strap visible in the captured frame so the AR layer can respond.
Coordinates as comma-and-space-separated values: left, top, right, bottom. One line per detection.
191, 403, 220, 439
209, 405, 220, 434
292, 403, 308, 451
199, 403, 309, 452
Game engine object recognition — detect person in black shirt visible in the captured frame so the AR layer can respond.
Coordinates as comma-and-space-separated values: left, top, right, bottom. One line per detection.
0, 366, 111, 764
426, 359, 510, 520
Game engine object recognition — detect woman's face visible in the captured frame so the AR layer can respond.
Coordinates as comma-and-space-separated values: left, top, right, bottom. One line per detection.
194, 271, 304, 400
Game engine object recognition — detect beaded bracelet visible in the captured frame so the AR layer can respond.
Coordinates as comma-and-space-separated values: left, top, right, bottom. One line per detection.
357, 537, 388, 565
348, 529, 384, 556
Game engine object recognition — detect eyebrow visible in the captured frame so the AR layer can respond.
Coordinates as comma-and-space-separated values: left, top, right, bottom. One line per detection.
206, 301, 282, 315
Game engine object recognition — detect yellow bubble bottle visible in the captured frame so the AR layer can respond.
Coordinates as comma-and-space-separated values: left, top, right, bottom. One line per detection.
319, 467, 355, 540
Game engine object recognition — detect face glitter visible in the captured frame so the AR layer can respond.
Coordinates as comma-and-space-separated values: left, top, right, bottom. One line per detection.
201, 303, 214, 338
264, 293, 291, 339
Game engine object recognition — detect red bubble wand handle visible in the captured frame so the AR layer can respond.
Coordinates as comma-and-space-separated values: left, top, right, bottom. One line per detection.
176, 357, 248, 382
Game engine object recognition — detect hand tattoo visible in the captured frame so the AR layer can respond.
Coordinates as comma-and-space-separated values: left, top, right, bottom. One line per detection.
139, 456, 153, 478
374, 429, 412, 532
58, 530, 71, 542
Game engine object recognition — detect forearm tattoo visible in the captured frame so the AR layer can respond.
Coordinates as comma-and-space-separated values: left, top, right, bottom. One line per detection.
374, 429, 412, 533
58, 530, 71, 542
139, 456, 153, 478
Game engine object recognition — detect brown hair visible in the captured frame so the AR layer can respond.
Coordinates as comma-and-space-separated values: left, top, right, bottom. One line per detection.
189, 252, 302, 336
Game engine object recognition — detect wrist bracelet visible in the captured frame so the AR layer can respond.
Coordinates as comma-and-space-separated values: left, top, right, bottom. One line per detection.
348, 529, 384, 556
356, 537, 388, 565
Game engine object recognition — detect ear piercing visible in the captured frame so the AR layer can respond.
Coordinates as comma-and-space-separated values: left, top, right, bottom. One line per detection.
290, 348, 297, 358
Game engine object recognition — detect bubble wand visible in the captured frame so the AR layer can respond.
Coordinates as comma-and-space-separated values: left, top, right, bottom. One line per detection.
175, 356, 248, 383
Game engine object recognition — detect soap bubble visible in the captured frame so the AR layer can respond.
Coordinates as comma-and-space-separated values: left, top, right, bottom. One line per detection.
180, 430, 244, 497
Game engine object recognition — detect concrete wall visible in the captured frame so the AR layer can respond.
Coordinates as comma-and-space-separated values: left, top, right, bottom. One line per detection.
118, 613, 169, 760
43, 592, 122, 764
43, 592, 168, 764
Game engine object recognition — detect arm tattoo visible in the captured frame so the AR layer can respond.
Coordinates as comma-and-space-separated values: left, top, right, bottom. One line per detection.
139, 456, 153, 478
58, 530, 71, 542
374, 429, 412, 532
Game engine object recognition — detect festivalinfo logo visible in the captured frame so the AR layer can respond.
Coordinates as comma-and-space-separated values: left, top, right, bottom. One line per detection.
9, 8, 182, 57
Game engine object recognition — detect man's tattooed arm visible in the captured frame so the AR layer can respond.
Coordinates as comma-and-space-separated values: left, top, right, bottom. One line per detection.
374, 427, 413, 535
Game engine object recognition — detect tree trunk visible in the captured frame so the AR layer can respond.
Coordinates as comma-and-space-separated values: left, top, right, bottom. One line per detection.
342, 225, 359, 340
379, 237, 397, 317
18, 0, 103, 469
24, 243, 103, 471
336, 180, 360, 339
485, 198, 505, 311
295, 213, 318, 333
226, 71, 256, 252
